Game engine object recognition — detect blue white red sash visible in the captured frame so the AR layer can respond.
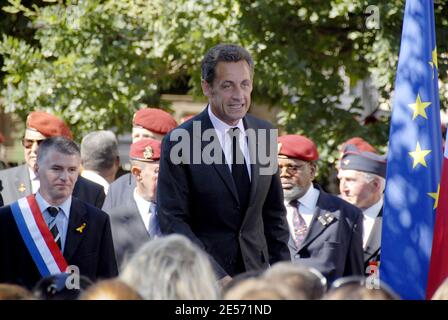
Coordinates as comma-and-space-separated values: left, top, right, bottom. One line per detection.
10, 195, 68, 277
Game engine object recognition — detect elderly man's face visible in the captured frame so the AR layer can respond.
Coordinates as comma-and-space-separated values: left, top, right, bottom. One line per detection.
35, 149, 80, 205
131, 127, 164, 143
338, 169, 378, 209
202, 60, 253, 126
23, 129, 46, 170
279, 157, 316, 201
132, 161, 159, 202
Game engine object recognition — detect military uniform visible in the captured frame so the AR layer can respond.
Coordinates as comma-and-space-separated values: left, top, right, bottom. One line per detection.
102, 108, 177, 213
108, 138, 162, 269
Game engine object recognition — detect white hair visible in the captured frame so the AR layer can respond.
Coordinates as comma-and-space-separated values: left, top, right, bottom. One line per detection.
120, 234, 219, 300
358, 171, 385, 193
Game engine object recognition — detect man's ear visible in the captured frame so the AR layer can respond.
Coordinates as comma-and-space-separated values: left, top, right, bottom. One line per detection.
131, 166, 142, 181
201, 79, 212, 98
309, 162, 318, 181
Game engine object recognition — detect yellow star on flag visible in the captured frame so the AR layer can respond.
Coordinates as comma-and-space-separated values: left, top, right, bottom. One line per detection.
428, 184, 440, 210
409, 142, 431, 168
408, 94, 431, 120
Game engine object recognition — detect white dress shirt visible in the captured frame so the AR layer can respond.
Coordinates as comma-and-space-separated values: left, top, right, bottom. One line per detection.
285, 185, 320, 236
133, 189, 157, 234
362, 197, 383, 248
29, 167, 40, 194
35, 191, 71, 252
81, 170, 109, 194
208, 106, 251, 179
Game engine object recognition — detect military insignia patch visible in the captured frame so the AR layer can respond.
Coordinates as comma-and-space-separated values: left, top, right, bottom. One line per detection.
144, 146, 154, 160
18, 183, 26, 193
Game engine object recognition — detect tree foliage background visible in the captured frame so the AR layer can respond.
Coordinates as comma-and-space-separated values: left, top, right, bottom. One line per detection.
1, 0, 447, 184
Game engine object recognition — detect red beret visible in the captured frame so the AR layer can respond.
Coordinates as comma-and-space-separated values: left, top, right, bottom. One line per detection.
26, 111, 73, 140
133, 108, 177, 135
341, 137, 377, 154
129, 138, 161, 162
278, 134, 319, 161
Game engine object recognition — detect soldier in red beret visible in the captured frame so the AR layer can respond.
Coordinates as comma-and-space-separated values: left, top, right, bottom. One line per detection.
107, 138, 162, 269
102, 107, 177, 213
0, 111, 105, 208
132, 108, 178, 142
278, 134, 364, 284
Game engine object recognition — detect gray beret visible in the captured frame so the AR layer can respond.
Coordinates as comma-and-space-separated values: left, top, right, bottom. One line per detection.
340, 144, 387, 178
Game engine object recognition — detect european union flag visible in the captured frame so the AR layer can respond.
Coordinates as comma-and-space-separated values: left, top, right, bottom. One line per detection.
381, 0, 442, 300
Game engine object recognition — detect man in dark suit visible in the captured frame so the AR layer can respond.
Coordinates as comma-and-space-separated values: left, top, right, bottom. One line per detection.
102, 108, 177, 213
278, 134, 364, 284
0, 136, 117, 289
0, 111, 105, 208
157, 44, 291, 285
338, 144, 386, 272
109, 138, 162, 269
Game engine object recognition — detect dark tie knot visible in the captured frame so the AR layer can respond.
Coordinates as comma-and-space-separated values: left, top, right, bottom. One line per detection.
289, 199, 299, 208
47, 206, 60, 218
229, 127, 241, 139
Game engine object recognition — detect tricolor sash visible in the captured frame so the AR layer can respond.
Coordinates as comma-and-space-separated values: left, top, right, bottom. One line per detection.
10, 195, 68, 277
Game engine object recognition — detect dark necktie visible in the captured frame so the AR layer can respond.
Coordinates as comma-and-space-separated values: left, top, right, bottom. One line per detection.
230, 127, 251, 212
47, 206, 61, 249
289, 200, 308, 248
148, 202, 160, 238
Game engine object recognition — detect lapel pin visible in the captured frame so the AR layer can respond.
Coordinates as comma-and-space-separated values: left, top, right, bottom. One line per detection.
18, 183, 26, 193
76, 223, 86, 233
318, 213, 335, 226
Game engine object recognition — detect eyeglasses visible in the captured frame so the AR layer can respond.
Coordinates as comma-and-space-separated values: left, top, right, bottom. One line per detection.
278, 164, 307, 175
22, 138, 44, 149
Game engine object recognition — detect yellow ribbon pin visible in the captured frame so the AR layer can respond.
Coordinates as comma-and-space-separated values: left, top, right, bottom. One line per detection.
76, 223, 86, 233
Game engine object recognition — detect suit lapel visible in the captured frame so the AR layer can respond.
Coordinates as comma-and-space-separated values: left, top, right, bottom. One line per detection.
299, 189, 339, 251
123, 198, 151, 239
64, 198, 88, 261
364, 213, 382, 262
197, 109, 239, 203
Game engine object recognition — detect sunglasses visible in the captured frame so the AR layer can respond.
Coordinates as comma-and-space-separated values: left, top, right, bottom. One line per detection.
22, 138, 45, 149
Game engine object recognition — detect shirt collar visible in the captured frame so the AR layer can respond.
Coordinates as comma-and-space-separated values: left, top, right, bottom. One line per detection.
363, 197, 383, 219
298, 184, 320, 211
133, 189, 154, 214
208, 105, 245, 136
35, 191, 71, 219
81, 170, 109, 193
28, 167, 38, 181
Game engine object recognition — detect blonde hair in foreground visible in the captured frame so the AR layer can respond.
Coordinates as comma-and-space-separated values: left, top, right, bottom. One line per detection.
120, 234, 219, 300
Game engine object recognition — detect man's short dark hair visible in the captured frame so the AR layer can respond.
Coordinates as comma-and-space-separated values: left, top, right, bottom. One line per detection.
201, 44, 254, 85
37, 136, 80, 165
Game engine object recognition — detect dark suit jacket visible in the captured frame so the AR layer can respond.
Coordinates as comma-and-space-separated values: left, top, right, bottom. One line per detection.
0, 164, 105, 208
157, 107, 291, 279
0, 179, 3, 207
0, 197, 118, 289
289, 186, 364, 284
363, 208, 382, 271
102, 173, 135, 213
108, 197, 155, 270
